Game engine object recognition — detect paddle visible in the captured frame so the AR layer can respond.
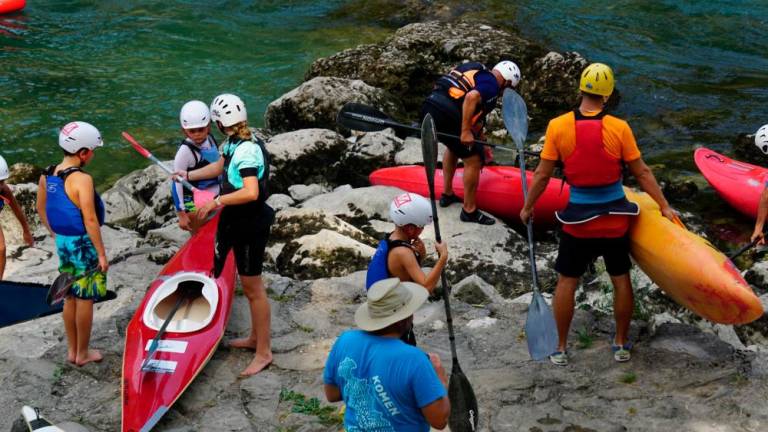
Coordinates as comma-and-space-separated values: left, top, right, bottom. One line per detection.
47, 247, 162, 306
728, 235, 763, 261
501, 88, 559, 361
141, 280, 204, 372
121, 131, 216, 209
421, 113, 479, 432
337, 102, 537, 157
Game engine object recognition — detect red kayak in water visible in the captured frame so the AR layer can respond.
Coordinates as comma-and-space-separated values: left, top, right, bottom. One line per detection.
122, 212, 236, 432
369, 165, 570, 225
694, 147, 767, 219
0, 0, 25, 14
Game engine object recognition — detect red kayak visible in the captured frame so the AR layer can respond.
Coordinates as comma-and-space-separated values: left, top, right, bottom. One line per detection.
369, 165, 570, 225
694, 147, 767, 218
0, 0, 24, 14
122, 212, 236, 432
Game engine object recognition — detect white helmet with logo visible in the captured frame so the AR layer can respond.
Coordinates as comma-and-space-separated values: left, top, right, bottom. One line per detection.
210, 94, 247, 127
390, 192, 433, 227
180, 100, 211, 129
58, 121, 103, 153
493, 60, 522, 88
755, 124, 768, 155
0, 155, 8, 181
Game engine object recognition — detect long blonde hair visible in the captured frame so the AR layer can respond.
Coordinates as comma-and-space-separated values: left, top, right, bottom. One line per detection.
226, 121, 252, 141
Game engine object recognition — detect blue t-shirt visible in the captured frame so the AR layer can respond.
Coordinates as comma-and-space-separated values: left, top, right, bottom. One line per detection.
473, 69, 500, 104
323, 330, 446, 432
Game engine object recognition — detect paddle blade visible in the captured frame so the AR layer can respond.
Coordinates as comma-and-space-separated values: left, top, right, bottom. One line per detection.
502, 89, 529, 149
421, 114, 438, 189
448, 361, 479, 432
336, 102, 391, 132
47, 273, 75, 306
121, 131, 152, 158
524, 291, 559, 361
193, 189, 217, 208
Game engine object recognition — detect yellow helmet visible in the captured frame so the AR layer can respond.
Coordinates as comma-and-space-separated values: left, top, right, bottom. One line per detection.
579, 63, 615, 97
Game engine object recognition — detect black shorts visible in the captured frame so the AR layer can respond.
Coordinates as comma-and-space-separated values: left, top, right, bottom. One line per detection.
421, 92, 484, 160
214, 204, 275, 277
554, 231, 632, 278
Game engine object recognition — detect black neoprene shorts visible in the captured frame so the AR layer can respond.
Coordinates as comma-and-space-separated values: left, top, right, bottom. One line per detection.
421, 93, 484, 160
214, 205, 275, 277
554, 231, 632, 278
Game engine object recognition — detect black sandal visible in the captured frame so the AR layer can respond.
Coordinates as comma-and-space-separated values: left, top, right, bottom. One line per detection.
460, 209, 496, 225
439, 193, 462, 208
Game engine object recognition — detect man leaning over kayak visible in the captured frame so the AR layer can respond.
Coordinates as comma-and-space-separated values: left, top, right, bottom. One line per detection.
520, 63, 676, 366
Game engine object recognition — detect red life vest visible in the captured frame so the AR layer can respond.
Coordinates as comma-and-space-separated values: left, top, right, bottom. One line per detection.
563, 110, 622, 187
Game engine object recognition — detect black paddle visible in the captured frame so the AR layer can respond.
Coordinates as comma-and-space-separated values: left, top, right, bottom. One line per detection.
728, 235, 763, 261
501, 88, 559, 361
141, 280, 205, 372
337, 102, 537, 157
47, 247, 162, 306
421, 113, 479, 432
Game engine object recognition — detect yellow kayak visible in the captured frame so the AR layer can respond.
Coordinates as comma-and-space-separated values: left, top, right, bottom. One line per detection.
626, 189, 764, 325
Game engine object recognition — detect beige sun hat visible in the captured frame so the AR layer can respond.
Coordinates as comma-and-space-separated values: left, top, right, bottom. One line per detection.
355, 278, 428, 331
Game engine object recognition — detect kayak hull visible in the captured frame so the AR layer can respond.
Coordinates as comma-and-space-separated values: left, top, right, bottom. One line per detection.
121, 212, 236, 432
693, 147, 766, 218
627, 188, 763, 324
0, 0, 24, 14
369, 165, 569, 225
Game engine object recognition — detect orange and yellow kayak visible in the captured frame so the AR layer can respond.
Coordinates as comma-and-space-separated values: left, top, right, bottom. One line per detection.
626, 189, 764, 325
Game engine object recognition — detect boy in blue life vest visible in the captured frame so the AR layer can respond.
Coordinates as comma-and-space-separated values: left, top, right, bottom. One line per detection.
0, 155, 34, 279
36, 121, 108, 367
366, 192, 448, 346
171, 100, 220, 232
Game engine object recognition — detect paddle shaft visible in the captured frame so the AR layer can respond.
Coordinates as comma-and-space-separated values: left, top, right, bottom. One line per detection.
141, 293, 189, 371
517, 153, 541, 293
729, 236, 762, 261
340, 110, 537, 156
122, 132, 199, 193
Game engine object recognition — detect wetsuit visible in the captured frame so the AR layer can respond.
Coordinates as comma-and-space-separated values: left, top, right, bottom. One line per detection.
44, 165, 107, 299
213, 134, 274, 277
421, 62, 500, 160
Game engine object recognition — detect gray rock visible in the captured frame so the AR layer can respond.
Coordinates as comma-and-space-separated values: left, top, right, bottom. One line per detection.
7, 162, 42, 185
335, 129, 404, 187
288, 184, 331, 202
277, 229, 375, 279
266, 193, 295, 211
271, 207, 376, 246
0, 183, 39, 247
264, 76, 405, 134
394, 136, 445, 165
266, 129, 349, 192
452, 274, 506, 306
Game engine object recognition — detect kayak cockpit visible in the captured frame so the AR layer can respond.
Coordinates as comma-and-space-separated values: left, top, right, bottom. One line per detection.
142, 272, 218, 333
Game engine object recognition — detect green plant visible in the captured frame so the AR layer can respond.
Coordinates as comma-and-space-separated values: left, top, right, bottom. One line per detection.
279, 389, 342, 426
297, 324, 314, 333
620, 372, 637, 384
52, 365, 64, 384
576, 328, 593, 349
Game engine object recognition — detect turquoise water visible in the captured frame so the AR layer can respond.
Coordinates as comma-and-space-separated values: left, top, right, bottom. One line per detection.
0, 0, 389, 185
1, 0, 767, 188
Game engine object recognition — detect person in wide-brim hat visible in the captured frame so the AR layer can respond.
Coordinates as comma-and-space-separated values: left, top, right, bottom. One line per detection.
354, 277, 429, 331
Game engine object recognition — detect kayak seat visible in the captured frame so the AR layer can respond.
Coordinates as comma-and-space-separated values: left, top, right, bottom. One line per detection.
142, 272, 219, 333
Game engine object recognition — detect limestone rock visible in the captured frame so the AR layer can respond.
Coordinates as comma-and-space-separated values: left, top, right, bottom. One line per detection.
264, 76, 404, 134
288, 183, 331, 203
335, 129, 404, 187
7, 163, 42, 185
266, 193, 295, 211
394, 136, 445, 165
452, 274, 506, 305
277, 229, 375, 279
266, 129, 349, 192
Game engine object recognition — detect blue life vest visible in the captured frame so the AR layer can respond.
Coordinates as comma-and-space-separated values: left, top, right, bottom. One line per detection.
45, 166, 105, 236
171, 136, 220, 211
365, 236, 419, 290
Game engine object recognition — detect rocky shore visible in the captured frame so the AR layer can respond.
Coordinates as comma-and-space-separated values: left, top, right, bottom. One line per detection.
2, 16, 767, 432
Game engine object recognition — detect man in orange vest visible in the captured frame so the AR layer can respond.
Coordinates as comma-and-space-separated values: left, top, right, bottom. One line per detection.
520, 63, 675, 366
421, 61, 522, 225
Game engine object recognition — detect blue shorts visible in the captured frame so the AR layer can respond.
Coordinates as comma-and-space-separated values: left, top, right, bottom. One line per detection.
55, 234, 107, 300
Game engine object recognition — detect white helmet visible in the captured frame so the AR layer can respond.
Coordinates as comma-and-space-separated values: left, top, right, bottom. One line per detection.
390, 192, 433, 227
0, 155, 8, 181
58, 121, 103, 153
210, 94, 247, 127
493, 60, 522, 88
180, 100, 210, 129
755, 124, 768, 155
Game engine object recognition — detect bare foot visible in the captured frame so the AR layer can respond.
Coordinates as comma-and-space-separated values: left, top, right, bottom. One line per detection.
75, 349, 103, 367
240, 353, 272, 377
229, 337, 258, 350
67, 351, 76, 364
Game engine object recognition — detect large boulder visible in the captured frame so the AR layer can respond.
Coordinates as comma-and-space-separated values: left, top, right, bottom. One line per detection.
307, 21, 546, 113
276, 229, 375, 280
519, 51, 589, 131
265, 129, 349, 192
101, 164, 169, 228
335, 129, 404, 187
264, 77, 405, 134
7, 163, 42, 185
